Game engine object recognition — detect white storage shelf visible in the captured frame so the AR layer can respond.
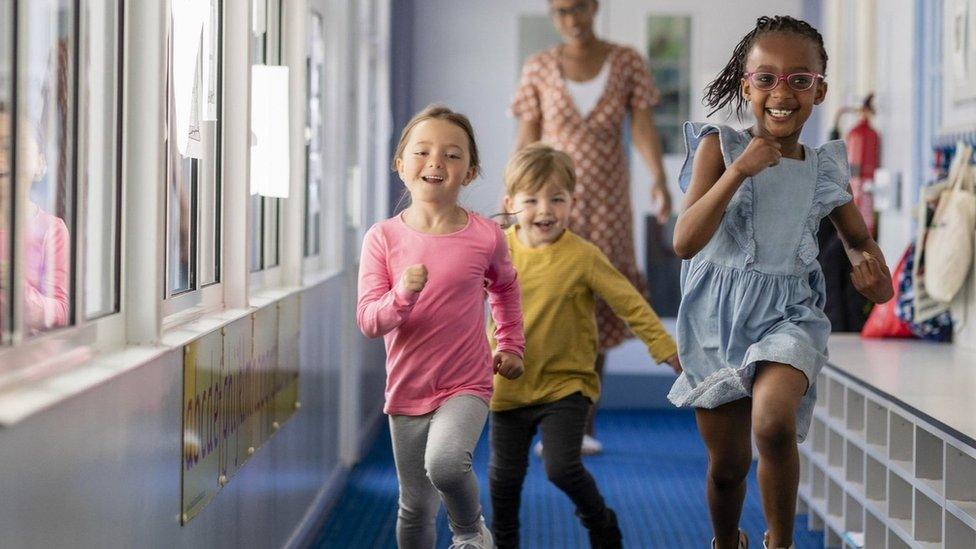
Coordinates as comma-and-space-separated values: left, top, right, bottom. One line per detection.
799, 356, 976, 548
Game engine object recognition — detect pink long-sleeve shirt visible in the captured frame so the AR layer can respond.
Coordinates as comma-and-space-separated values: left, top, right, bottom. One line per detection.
0, 203, 70, 334
357, 211, 525, 416
25, 203, 70, 331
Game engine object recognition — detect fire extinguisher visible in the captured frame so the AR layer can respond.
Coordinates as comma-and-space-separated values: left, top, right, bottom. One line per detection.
844, 94, 880, 237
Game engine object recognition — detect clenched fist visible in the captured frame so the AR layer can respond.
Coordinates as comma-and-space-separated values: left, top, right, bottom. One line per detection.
400, 264, 428, 295
493, 351, 524, 380
851, 252, 893, 304
731, 134, 782, 177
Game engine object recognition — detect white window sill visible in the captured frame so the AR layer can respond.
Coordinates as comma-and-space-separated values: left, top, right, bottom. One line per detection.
0, 268, 337, 427
0, 345, 168, 426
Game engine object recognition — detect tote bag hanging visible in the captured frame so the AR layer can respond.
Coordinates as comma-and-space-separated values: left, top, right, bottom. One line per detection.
924, 143, 976, 303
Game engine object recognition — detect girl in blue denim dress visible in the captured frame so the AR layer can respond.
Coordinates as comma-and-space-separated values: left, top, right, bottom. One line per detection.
667, 16, 894, 549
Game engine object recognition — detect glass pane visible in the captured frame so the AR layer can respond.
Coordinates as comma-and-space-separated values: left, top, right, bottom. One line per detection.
304, 11, 323, 258
166, 19, 194, 296
263, 197, 279, 267
249, 193, 262, 271
249, 0, 266, 273
168, 0, 220, 295
198, 0, 220, 286
83, 0, 120, 319
269, 0, 281, 65
21, 0, 76, 335
0, 0, 11, 342
250, 0, 267, 64
198, 124, 218, 285
167, 149, 193, 295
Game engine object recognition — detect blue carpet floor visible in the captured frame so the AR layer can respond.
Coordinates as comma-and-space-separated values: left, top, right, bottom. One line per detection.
314, 409, 824, 548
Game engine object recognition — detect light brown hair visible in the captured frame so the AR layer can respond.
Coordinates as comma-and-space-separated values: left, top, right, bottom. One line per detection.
390, 104, 481, 179
504, 142, 575, 197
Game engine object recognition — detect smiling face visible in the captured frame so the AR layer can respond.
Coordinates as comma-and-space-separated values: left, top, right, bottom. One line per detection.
741, 32, 827, 141
395, 118, 476, 207
505, 179, 574, 248
549, 0, 598, 45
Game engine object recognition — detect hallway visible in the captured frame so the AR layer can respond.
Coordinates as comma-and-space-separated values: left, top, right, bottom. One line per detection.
314, 410, 824, 548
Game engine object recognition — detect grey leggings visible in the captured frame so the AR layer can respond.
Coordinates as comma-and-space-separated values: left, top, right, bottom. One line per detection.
389, 394, 489, 548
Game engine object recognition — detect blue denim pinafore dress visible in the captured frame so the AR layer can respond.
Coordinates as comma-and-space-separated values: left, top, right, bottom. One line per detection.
667, 122, 852, 441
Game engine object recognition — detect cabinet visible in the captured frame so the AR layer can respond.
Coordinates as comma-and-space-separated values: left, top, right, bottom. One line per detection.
798, 366, 976, 548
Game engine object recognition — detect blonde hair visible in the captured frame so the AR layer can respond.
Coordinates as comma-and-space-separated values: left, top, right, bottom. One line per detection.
504, 142, 575, 197
391, 104, 481, 178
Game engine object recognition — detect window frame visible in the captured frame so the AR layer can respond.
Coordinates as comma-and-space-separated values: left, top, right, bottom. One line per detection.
0, 0, 129, 376
161, 0, 225, 322
248, 0, 284, 287
302, 8, 325, 272
303, 1, 350, 281
11, 0, 82, 344
79, 0, 124, 323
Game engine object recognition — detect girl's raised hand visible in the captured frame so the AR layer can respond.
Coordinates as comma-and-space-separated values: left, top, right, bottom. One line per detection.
400, 264, 428, 294
851, 251, 893, 303
493, 351, 524, 380
663, 353, 682, 375
731, 131, 781, 177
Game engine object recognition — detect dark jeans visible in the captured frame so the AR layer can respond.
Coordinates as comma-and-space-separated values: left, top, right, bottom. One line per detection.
489, 393, 610, 548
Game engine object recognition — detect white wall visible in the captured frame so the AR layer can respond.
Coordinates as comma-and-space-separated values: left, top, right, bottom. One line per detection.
408, 0, 803, 271
823, 0, 918, 263
0, 277, 351, 549
869, 0, 917, 262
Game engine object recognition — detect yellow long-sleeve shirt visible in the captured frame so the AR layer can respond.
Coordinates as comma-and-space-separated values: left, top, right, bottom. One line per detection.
489, 227, 677, 412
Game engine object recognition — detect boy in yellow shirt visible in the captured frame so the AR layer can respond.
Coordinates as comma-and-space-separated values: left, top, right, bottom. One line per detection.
488, 143, 681, 549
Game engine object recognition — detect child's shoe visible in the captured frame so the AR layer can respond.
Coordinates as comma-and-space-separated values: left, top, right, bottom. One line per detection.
580, 507, 622, 549
711, 529, 748, 549
449, 516, 493, 549
763, 531, 794, 549
581, 434, 603, 455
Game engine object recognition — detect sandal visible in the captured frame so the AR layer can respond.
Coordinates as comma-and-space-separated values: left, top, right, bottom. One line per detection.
711, 529, 748, 549
762, 531, 795, 549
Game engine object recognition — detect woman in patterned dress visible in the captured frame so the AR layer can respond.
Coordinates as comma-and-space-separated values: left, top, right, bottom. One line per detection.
510, 0, 673, 453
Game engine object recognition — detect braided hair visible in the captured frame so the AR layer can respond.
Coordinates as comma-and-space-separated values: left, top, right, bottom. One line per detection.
703, 16, 828, 118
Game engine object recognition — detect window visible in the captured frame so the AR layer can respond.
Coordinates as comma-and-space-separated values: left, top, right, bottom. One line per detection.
81, 0, 122, 320
0, 0, 124, 350
19, 0, 78, 336
250, 0, 282, 272
0, 0, 12, 343
304, 10, 325, 258
165, 0, 222, 301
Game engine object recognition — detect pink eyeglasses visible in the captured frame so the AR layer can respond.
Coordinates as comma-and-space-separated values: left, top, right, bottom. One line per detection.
744, 71, 824, 92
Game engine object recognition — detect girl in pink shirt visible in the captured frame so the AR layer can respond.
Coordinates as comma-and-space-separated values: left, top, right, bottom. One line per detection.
0, 111, 70, 336
357, 105, 525, 549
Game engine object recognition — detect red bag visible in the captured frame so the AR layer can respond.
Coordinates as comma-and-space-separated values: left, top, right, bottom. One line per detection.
860, 246, 914, 338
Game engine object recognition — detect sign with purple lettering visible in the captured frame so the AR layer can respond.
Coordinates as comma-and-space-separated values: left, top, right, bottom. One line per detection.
238, 305, 279, 462
275, 294, 300, 425
179, 298, 301, 524
181, 329, 223, 523
221, 316, 251, 481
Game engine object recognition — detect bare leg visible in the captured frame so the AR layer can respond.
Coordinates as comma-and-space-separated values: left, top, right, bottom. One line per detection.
752, 362, 808, 548
584, 352, 606, 436
695, 398, 753, 549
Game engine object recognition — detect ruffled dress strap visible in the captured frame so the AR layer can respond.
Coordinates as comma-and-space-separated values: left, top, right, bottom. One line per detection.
679, 122, 756, 266
677, 122, 749, 192
796, 140, 854, 269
